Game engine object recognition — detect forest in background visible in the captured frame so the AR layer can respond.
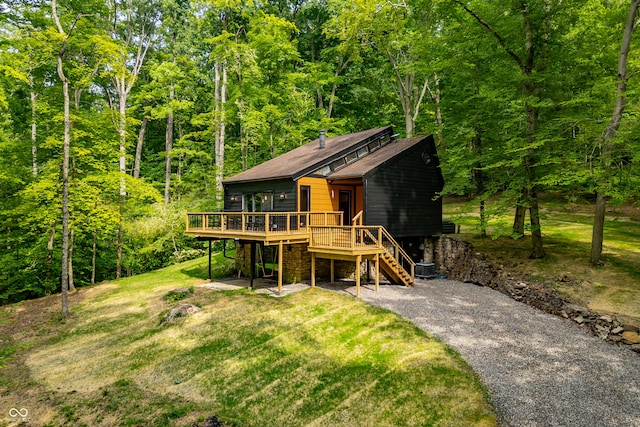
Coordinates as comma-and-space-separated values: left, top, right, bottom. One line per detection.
1, 0, 639, 308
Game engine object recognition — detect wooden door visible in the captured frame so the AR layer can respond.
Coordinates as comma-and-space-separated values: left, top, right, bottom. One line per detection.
339, 190, 351, 225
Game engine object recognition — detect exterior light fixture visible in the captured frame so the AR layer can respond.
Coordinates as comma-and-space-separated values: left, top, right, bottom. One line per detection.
279, 193, 287, 199
230, 195, 238, 202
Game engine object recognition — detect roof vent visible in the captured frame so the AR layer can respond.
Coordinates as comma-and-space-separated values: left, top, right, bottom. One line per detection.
319, 130, 326, 149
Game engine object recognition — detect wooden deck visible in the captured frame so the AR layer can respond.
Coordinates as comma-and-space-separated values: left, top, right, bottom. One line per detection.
185, 211, 415, 295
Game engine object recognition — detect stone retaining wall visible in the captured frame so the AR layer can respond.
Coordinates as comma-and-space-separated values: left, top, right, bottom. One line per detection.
425, 235, 640, 354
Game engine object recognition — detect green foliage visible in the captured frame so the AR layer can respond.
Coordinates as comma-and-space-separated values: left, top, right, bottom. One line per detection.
1, 0, 639, 304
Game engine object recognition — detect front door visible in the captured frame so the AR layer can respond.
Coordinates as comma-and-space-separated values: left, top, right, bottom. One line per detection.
339, 190, 351, 225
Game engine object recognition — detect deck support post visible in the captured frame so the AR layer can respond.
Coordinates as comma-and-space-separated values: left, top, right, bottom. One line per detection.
278, 241, 283, 294
330, 259, 335, 283
311, 252, 316, 287
208, 240, 212, 281
374, 253, 379, 293
250, 241, 256, 289
366, 259, 370, 283
355, 254, 361, 298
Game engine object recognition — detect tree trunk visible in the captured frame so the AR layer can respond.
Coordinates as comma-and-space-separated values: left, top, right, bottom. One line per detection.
529, 189, 545, 258
116, 90, 126, 279
523, 5, 545, 259
46, 226, 55, 282
53, 0, 70, 317
472, 131, 486, 237
217, 63, 226, 201
177, 121, 184, 202
164, 84, 174, 205
30, 76, 38, 177
133, 116, 147, 179
116, 198, 124, 279
213, 61, 227, 201
433, 88, 443, 149
591, 193, 607, 265
513, 203, 526, 237
118, 91, 127, 197
590, 0, 639, 265
91, 227, 97, 285
240, 119, 247, 171
213, 61, 220, 170
68, 223, 76, 292
404, 110, 414, 139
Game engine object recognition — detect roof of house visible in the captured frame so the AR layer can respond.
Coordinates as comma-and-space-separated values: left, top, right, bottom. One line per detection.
327, 136, 427, 180
223, 127, 392, 184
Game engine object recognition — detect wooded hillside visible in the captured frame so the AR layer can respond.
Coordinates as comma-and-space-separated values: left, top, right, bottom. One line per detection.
1, 0, 638, 310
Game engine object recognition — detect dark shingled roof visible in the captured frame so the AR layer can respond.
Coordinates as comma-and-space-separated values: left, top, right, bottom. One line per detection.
223, 127, 391, 184
328, 136, 426, 179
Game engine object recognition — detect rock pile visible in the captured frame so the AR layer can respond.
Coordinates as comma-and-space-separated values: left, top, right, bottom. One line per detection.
430, 236, 640, 354
163, 303, 201, 323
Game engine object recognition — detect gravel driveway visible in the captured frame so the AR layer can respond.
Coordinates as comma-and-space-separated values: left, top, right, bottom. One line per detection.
357, 279, 640, 427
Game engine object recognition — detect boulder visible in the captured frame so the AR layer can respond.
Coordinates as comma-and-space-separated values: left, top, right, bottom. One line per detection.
163, 303, 201, 323
621, 331, 640, 345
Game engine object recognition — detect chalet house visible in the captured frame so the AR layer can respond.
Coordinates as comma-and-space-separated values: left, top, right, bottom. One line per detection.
186, 126, 444, 296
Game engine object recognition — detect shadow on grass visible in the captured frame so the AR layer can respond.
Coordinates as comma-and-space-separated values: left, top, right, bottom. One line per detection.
179, 254, 235, 281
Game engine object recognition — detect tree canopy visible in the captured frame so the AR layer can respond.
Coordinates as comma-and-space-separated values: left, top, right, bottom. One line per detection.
1, 0, 638, 309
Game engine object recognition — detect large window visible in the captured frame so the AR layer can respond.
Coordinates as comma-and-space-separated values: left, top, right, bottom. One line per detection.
243, 192, 274, 212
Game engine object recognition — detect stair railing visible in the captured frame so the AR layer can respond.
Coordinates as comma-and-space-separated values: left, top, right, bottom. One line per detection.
380, 228, 415, 282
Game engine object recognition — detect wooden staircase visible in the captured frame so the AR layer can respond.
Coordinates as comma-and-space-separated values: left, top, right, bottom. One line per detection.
379, 249, 414, 287
309, 220, 415, 288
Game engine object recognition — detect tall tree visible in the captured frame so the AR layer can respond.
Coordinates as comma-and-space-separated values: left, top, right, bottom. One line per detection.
590, 0, 640, 265
326, 0, 434, 137
51, 0, 71, 316
103, 0, 159, 278
451, 0, 574, 258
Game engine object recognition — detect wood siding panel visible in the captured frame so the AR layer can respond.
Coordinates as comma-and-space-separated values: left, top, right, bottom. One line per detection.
298, 177, 333, 212
364, 136, 443, 237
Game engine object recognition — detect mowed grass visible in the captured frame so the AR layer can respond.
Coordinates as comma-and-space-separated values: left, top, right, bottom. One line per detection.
444, 196, 640, 328
0, 255, 495, 427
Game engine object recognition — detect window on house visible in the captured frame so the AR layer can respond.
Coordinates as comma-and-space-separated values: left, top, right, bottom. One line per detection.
243, 192, 274, 212
331, 158, 346, 171
367, 140, 381, 152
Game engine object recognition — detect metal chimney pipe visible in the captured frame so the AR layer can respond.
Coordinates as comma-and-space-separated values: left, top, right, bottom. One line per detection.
319, 130, 326, 149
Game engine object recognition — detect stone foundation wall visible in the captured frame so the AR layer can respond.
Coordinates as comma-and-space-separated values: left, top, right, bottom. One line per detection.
424, 235, 640, 354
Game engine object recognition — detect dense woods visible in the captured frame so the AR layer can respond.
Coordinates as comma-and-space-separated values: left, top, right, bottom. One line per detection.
1, 0, 639, 310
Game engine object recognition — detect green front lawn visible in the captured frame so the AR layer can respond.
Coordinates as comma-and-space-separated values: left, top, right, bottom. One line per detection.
0, 256, 495, 426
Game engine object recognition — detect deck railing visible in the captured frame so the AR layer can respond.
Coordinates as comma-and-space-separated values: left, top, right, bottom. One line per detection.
186, 211, 343, 236
309, 225, 415, 276
379, 228, 416, 279
309, 225, 383, 250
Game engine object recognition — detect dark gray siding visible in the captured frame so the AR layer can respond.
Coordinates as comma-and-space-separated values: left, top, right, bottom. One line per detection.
364, 135, 443, 237
224, 178, 297, 212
